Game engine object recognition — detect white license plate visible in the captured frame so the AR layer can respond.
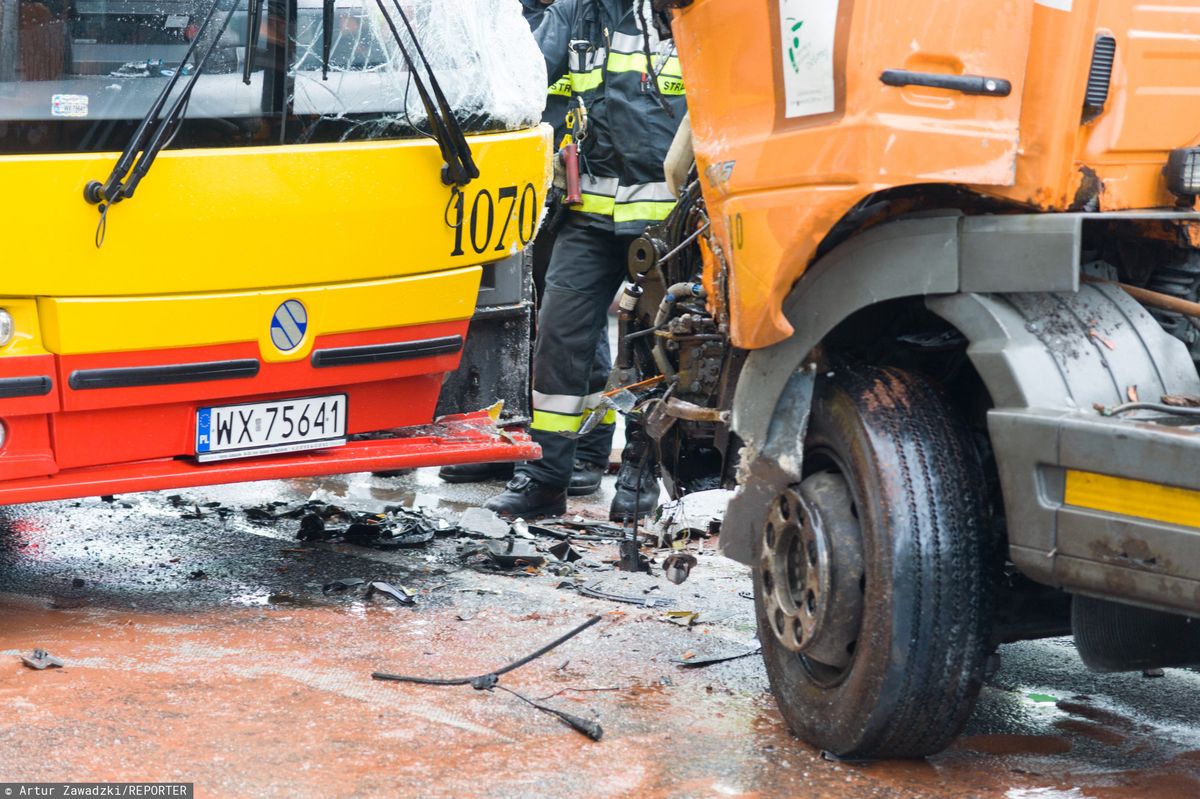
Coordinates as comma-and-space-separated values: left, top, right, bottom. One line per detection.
195, 394, 347, 463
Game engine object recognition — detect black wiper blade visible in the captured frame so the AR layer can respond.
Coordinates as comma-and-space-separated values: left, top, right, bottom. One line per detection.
322, 0, 334, 80
243, 0, 264, 85
371, 0, 471, 186
84, 0, 226, 206
391, 1, 478, 182
120, 1, 240, 201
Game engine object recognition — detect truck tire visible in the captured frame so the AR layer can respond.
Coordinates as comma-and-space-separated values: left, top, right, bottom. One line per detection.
753, 364, 994, 759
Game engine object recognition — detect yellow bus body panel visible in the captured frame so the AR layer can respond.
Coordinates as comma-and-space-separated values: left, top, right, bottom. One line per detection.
34, 266, 482, 360
1, 126, 553, 297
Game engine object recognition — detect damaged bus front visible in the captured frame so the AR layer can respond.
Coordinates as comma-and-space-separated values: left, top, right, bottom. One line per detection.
0, 0, 551, 502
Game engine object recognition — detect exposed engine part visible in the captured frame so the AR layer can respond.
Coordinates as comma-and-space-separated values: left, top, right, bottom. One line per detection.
1145, 251, 1200, 361
615, 178, 737, 497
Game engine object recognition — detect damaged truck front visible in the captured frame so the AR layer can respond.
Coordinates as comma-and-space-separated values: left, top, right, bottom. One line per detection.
0, 0, 551, 501
619, 0, 1200, 758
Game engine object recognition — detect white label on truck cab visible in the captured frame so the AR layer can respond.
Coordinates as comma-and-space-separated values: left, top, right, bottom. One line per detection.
779, 0, 839, 118
1035, 0, 1072, 10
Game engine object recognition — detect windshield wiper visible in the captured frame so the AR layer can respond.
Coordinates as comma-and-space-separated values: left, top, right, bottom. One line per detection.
84, 0, 241, 219
242, 0, 264, 84
372, 0, 478, 186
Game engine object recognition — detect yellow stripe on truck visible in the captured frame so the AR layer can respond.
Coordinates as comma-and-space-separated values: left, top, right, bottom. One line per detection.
38, 267, 481, 362
1064, 470, 1200, 530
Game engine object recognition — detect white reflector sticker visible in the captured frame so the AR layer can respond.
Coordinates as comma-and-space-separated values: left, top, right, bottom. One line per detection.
1035, 0, 1072, 11
778, 0, 839, 119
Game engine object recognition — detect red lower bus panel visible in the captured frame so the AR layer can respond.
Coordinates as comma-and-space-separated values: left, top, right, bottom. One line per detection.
0, 412, 538, 505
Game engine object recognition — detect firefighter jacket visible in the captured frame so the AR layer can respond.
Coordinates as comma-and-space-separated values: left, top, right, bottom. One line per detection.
534, 0, 688, 236
522, 0, 572, 148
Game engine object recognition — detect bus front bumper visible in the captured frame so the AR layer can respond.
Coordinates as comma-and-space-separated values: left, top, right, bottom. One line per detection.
0, 410, 537, 505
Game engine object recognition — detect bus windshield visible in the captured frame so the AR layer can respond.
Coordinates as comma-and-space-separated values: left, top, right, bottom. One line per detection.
0, 0, 546, 153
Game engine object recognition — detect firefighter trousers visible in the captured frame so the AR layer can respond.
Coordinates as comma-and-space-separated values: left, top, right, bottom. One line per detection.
520, 218, 633, 487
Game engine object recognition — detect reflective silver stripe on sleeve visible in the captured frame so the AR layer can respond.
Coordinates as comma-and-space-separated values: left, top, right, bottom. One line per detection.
532, 391, 589, 415
569, 46, 608, 72
580, 174, 620, 197
615, 181, 676, 204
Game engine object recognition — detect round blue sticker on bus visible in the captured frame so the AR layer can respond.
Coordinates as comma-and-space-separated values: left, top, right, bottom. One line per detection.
270, 299, 308, 352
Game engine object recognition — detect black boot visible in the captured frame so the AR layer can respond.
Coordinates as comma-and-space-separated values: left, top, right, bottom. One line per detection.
609, 460, 661, 521
568, 460, 605, 496
438, 461, 516, 484
484, 474, 567, 518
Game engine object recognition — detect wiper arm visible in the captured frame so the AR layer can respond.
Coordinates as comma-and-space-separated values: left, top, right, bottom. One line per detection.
372, 0, 476, 186
242, 0, 264, 85
119, 0, 239, 201
391, 1, 478, 183
83, 0, 229, 206
322, 0, 334, 80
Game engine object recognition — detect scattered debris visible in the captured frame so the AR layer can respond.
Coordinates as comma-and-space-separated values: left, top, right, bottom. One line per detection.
664, 610, 700, 627
288, 503, 461, 549
460, 507, 510, 539
1143, 668, 1166, 678
1162, 393, 1200, 408
579, 580, 673, 609
617, 538, 650, 573
322, 577, 366, 594
652, 490, 732, 545
365, 581, 416, 605
70, 577, 86, 589
672, 647, 760, 668
22, 649, 65, 670
662, 552, 697, 585
549, 541, 583, 563
483, 539, 546, 569
187, 569, 208, 581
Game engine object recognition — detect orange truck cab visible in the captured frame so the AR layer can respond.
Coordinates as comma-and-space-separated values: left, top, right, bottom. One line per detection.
634, 0, 1200, 758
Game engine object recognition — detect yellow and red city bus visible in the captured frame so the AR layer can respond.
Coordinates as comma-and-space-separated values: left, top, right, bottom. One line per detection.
0, 0, 551, 502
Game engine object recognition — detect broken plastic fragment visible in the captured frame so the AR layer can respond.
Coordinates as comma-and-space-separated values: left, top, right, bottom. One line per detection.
22, 649, 65, 670
662, 552, 698, 585
322, 577, 366, 594
365, 581, 416, 605
460, 507, 511, 539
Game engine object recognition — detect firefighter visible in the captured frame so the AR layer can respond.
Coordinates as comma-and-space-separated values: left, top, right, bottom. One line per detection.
485, 0, 687, 519
437, 0, 611, 500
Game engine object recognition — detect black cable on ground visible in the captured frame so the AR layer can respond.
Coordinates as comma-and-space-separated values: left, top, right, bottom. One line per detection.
371, 615, 602, 688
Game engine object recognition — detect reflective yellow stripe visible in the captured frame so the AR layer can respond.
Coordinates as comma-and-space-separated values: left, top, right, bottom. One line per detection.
658, 76, 686, 96
575, 193, 616, 216
548, 76, 572, 97
570, 68, 604, 92
1064, 470, 1200, 529
532, 410, 585, 433
605, 52, 683, 77
602, 409, 618, 425
613, 200, 677, 223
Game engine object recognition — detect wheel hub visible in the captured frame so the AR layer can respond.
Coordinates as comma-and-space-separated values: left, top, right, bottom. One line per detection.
759, 474, 865, 669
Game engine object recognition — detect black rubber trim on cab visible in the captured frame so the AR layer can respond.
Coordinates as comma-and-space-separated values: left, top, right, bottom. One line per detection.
69, 359, 260, 390
0, 375, 53, 398
310, 335, 463, 368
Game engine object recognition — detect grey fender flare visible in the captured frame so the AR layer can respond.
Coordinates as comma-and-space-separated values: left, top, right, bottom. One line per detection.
721, 212, 1086, 564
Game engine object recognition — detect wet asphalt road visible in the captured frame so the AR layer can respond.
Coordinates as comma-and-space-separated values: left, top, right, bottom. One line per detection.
0, 469, 1198, 798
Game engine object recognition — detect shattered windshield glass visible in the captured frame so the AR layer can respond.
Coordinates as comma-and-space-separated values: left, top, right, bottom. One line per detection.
0, 0, 546, 153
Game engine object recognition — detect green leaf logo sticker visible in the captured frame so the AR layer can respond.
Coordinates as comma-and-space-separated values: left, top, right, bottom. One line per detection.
787, 18, 804, 74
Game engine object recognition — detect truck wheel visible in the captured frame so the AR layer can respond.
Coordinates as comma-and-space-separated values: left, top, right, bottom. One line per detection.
754, 365, 993, 759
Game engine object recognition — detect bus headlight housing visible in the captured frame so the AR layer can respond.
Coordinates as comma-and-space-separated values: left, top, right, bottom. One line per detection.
0, 309, 13, 347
